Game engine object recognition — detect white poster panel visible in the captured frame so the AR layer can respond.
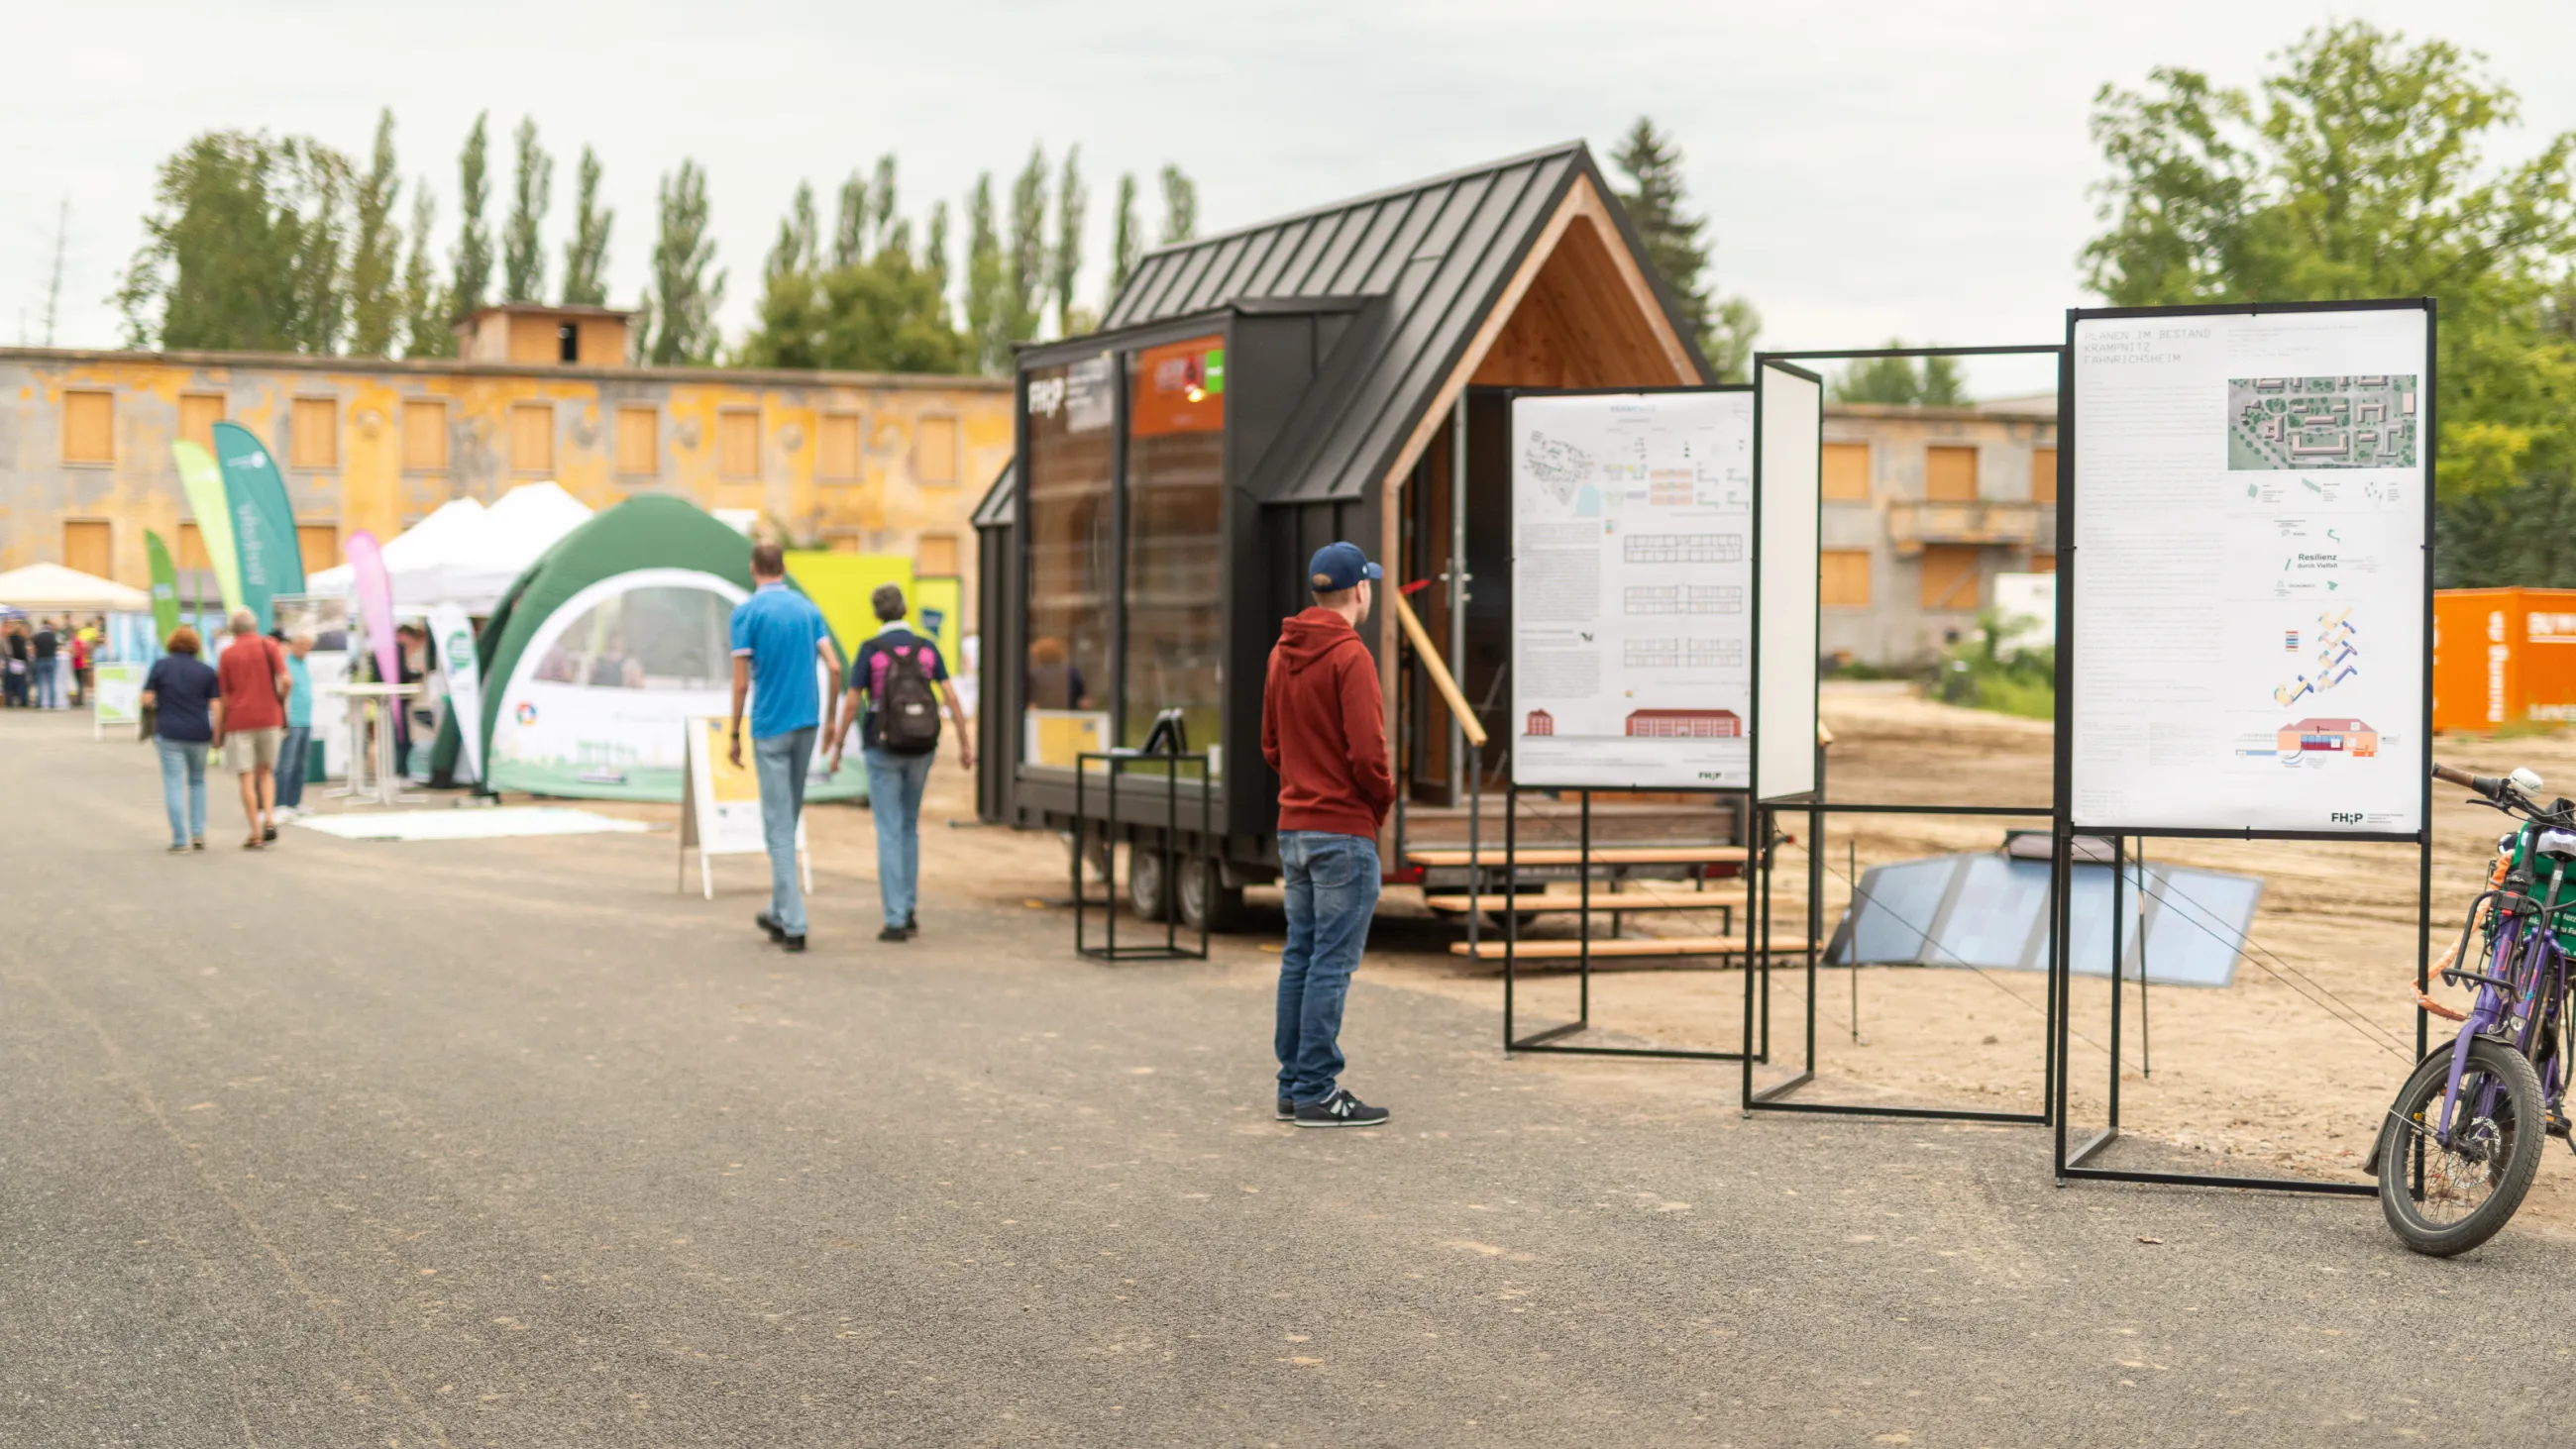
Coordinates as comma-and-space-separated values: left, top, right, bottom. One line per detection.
1512, 390, 1754, 788
680, 715, 808, 899
1756, 362, 1823, 801
428, 601, 484, 785
2070, 304, 2428, 833
92, 661, 146, 735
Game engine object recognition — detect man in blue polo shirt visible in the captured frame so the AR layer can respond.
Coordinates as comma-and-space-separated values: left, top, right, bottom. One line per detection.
728, 543, 841, 952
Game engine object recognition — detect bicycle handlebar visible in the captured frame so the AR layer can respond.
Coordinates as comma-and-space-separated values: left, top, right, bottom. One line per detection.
2432, 762, 2508, 799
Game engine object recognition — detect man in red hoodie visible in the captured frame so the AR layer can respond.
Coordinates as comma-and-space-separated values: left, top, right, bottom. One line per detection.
1261, 542, 1397, 1128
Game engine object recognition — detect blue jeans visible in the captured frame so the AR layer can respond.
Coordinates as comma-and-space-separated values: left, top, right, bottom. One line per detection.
156, 737, 208, 846
1276, 830, 1381, 1104
863, 746, 935, 927
275, 726, 312, 809
753, 728, 815, 936
33, 660, 58, 708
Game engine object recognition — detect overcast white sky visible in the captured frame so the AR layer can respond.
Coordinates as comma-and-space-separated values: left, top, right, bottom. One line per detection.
7, 1, 2571, 396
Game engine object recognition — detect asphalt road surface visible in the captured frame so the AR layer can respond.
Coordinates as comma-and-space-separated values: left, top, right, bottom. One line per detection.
5, 713, 2573, 1447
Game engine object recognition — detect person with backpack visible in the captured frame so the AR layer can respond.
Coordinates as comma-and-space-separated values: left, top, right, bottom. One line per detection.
828, 583, 973, 942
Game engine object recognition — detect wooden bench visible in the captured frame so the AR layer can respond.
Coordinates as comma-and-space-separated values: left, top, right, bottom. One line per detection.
1404, 846, 1748, 868
1448, 935, 1811, 964
1424, 889, 1740, 934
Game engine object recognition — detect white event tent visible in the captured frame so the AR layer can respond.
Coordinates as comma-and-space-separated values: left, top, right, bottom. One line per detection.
0, 562, 153, 613
307, 482, 593, 614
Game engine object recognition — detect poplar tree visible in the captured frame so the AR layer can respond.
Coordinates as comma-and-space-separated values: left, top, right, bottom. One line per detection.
964, 174, 1004, 372
451, 113, 493, 318
501, 117, 552, 302
400, 185, 451, 357
642, 159, 723, 364
560, 146, 612, 305
1052, 145, 1089, 335
1158, 163, 1196, 245
348, 109, 404, 356
1108, 172, 1140, 304
832, 169, 869, 269
1006, 146, 1049, 347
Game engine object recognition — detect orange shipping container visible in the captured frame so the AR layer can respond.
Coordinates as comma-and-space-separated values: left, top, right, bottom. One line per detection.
2432, 588, 2576, 732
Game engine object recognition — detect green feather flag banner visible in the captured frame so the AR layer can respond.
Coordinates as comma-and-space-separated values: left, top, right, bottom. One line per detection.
144, 529, 182, 645
212, 421, 303, 632
170, 439, 245, 621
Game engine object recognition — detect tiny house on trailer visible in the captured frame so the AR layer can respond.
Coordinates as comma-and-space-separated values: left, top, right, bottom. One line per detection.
974, 142, 1716, 928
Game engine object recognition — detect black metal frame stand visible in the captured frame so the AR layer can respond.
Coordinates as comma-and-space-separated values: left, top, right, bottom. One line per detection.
1071, 747, 1213, 963
1496, 780, 1771, 1064
2049, 297, 2434, 1197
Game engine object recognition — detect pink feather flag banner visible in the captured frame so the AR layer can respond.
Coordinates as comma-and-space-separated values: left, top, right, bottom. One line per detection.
346, 529, 401, 689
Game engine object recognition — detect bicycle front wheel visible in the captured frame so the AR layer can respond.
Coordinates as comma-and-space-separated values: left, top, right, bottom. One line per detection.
2376, 1037, 2545, 1257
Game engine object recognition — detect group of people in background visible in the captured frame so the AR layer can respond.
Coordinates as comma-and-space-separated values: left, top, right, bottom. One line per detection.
3, 615, 103, 709
138, 612, 313, 854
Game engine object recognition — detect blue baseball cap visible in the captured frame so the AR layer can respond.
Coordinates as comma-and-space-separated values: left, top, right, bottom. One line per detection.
1308, 541, 1383, 593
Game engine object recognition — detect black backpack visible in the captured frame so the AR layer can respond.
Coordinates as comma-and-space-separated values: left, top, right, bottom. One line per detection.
876, 644, 942, 754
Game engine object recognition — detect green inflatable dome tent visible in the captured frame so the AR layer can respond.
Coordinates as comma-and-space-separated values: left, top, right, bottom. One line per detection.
433, 495, 860, 803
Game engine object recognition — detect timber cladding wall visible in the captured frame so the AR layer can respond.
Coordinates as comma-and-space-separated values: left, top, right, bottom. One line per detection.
0, 349, 1010, 626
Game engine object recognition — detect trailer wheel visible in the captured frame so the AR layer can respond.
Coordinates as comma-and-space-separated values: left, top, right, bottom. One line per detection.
1127, 845, 1175, 922
1178, 858, 1245, 934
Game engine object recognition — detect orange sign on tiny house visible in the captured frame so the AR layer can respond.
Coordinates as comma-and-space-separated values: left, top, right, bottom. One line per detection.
2432, 588, 2576, 732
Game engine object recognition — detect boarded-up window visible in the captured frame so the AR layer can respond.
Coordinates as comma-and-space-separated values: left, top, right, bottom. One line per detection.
510, 402, 554, 473
2029, 552, 2057, 574
402, 399, 449, 471
177, 522, 209, 571
717, 409, 760, 478
1925, 446, 1978, 502
62, 520, 110, 577
1920, 544, 1981, 611
615, 406, 659, 475
61, 390, 113, 464
179, 393, 226, 453
296, 525, 342, 572
1821, 549, 1873, 607
916, 533, 960, 577
1821, 443, 1871, 501
2030, 446, 2058, 505
818, 412, 862, 480
913, 413, 959, 484
290, 397, 338, 468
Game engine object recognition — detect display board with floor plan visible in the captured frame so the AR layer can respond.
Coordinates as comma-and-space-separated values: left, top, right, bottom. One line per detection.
1510, 388, 1756, 789
2067, 301, 2431, 834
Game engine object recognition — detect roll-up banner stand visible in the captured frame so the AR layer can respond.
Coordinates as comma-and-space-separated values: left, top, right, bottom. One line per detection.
1500, 385, 1766, 1065
2054, 299, 2433, 1195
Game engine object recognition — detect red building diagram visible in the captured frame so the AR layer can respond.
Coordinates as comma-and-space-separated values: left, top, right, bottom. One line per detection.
1524, 709, 1555, 737
1625, 709, 1742, 739
2277, 717, 2378, 757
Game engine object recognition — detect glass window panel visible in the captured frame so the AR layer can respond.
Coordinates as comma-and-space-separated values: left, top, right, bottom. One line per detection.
1021, 355, 1115, 767
1123, 334, 1227, 770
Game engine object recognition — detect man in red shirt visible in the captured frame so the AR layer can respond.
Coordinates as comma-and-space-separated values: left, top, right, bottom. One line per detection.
1259, 542, 1396, 1128
215, 610, 292, 850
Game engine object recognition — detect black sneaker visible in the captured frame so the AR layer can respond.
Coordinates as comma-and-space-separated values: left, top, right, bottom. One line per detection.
1294, 1088, 1390, 1129
1275, 1097, 1295, 1122
900, 914, 919, 938
263, 824, 277, 843
780, 934, 806, 954
877, 924, 910, 943
755, 912, 786, 943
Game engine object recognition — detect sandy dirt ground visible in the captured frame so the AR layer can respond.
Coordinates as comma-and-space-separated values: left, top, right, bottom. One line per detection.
522, 689, 2576, 1232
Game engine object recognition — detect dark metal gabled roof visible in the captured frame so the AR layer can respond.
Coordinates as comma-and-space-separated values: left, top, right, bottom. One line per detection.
972, 461, 1016, 528
1102, 142, 1708, 505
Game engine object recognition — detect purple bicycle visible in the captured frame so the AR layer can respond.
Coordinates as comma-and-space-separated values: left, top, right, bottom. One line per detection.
2370, 762, 2561, 1255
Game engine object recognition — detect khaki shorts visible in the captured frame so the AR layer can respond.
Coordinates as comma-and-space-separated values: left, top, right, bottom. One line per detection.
226, 726, 281, 774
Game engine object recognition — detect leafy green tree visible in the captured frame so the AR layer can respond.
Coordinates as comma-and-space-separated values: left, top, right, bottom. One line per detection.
1610, 116, 1761, 382
1831, 343, 1969, 406
348, 109, 404, 356
766, 180, 819, 283
502, 117, 552, 302
451, 113, 493, 318
1053, 145, 1089, 335
1108, 172, 1140, 305
641, 159, 723, 364
924, 199, 951, 299
116, 131, 353, 353
1007, 146, 1050, 347
2085, 22, 2576, 501
400, 184, 451, 357
870, 155, 901, 256
965, 173, 1005, 372
561, 146, 612, 305
832, 169, 869, 269
741, 249, 968, 374
1158, 163, 1196, 245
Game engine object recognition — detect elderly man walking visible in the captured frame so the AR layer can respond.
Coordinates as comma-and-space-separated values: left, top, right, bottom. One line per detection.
215, 610, 292, 850
728, 544, 840, 953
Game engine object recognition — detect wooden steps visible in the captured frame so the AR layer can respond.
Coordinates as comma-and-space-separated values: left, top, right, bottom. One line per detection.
1403, 845, 1747, 869
1423, 890, 1737, 915
1448, 936, 1812, 961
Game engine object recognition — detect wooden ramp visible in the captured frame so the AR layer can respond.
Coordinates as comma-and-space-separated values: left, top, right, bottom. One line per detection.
1449, 935, 1812, 962
1404, 845, 1747, 869
1424, 889, 1740, 915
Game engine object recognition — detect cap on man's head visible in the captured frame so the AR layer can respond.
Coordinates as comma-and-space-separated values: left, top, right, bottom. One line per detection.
1307, 542, 1382, 594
